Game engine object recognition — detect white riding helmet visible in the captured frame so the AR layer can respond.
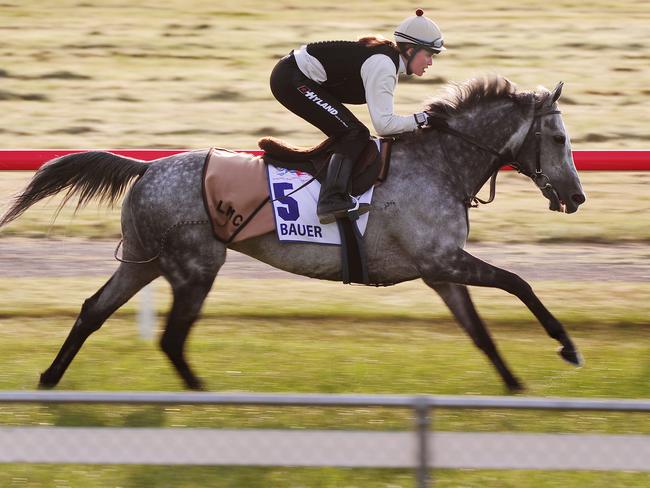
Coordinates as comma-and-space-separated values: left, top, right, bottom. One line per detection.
394, 9, 446, 53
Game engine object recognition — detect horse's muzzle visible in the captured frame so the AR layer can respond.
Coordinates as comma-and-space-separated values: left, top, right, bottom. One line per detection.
544, 187, 585, 214
563, 192, 586, 214
571, 193, 586, 205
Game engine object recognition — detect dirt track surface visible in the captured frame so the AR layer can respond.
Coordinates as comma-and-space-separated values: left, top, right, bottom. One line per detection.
0, 238, 648, 282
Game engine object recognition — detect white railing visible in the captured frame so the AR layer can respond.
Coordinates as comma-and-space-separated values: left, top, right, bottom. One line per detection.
1, 392, 649, 487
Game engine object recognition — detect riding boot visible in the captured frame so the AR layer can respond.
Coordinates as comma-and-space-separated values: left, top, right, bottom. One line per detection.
317, 153, 369, 225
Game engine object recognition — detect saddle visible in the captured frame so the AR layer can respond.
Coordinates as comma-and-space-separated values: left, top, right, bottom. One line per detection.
258, 136, 393, 195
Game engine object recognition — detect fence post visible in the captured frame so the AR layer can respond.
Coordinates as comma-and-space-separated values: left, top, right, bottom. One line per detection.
138, 283, 155, 339
414, 396, 432, 487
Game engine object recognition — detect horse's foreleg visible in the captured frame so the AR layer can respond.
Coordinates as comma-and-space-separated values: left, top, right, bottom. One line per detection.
39, 262, 160, 388
428, 282, 524, 392
424, 249, 582, 367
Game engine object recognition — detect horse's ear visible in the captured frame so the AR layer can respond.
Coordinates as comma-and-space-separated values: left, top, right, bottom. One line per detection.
550, 81, 564, 104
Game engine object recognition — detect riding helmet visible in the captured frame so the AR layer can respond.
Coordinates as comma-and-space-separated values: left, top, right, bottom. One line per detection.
394, 9, 446, 53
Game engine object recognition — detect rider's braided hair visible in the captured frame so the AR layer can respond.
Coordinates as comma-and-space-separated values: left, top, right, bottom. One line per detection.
358, 35, 419, 60
358, 35, 398, 49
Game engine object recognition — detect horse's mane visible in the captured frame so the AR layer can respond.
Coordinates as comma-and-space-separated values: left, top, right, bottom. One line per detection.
424, 75, 551, 120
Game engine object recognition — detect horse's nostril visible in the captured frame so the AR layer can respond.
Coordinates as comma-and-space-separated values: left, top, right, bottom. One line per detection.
571, 193, 586, 205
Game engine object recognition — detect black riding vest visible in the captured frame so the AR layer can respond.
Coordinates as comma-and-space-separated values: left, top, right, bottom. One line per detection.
305, 41, 400, 104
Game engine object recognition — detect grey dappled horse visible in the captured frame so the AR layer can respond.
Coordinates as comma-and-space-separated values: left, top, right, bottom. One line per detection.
1, 77, 586, 392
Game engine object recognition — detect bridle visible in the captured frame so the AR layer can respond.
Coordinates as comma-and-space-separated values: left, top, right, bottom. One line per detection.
429, 105, 562, 208
511, 108, 562, 207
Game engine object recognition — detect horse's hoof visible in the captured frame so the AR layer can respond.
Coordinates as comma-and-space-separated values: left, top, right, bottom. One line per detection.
38, 373, 57, 389
507, 379, 526, 394
559, 346, 584, 367
186, 378, 206, 391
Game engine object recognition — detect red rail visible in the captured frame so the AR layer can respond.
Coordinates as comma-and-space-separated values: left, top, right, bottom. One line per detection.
0, 149, 648, 171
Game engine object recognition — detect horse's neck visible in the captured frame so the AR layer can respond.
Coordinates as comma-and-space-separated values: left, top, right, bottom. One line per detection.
444, 102, 530, 197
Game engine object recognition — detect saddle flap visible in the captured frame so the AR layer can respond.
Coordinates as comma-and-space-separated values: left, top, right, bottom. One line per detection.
258, 136, 336, 163
202, 148, 275, 243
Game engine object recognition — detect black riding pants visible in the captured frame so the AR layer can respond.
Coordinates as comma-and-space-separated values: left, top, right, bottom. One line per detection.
269, 53, 369, 161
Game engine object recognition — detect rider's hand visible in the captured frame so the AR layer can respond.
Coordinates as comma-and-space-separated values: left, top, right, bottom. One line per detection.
415, 112, 448, 129
414, 112, 428, 128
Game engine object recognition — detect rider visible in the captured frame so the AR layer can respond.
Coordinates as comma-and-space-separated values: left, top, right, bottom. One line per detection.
269, 9, 445, 224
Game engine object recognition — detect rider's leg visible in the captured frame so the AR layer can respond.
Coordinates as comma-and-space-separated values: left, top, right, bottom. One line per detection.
270, 53, 372, 223
270, 54, 358, 138
316, 128, 370, 224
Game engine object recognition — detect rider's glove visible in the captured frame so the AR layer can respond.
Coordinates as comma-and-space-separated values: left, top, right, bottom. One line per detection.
415, 112, 448, 130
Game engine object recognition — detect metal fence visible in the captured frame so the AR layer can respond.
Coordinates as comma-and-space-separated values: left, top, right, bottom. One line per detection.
1, 391, 649, 487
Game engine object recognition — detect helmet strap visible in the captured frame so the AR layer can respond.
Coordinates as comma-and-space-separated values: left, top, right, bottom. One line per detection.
405, 46, 422, 75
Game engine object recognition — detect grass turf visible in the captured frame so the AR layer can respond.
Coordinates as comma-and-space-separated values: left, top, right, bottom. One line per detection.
0, 311, 648, 486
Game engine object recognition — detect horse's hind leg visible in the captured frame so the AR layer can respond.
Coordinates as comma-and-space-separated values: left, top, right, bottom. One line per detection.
158, 233, 225, 390
159, 276, 215, 390
39, 262, 160, 388
428, 281, 523, 392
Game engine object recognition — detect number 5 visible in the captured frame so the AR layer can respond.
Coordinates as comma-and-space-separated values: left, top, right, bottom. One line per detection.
273, 182, 300, 221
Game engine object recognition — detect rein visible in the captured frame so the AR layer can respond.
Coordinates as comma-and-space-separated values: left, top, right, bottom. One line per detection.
428, 107, 561, 208
437, 134, 500, 207
515, 109, 562, 189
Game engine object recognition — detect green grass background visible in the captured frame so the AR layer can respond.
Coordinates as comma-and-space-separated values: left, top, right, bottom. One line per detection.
0, 277, 648, 486
1, 0, 649, 486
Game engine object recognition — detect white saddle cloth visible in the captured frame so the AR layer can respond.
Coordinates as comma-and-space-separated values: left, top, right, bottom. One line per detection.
267, 164, 374, 245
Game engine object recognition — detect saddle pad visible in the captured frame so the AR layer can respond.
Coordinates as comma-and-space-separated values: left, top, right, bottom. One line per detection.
202, 148, 275, 243
268, 164, 373, 245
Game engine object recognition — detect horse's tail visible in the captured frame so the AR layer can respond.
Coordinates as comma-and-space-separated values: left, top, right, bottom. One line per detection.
0, 151, 149, 228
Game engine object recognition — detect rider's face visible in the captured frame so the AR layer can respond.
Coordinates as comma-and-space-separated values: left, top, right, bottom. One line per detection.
409, 48, 435, 77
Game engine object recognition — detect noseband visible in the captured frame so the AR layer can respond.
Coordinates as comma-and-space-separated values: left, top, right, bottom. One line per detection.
428, 107, 562, 207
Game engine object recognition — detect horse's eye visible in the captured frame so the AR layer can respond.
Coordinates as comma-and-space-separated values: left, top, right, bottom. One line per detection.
553, 135, 566, 144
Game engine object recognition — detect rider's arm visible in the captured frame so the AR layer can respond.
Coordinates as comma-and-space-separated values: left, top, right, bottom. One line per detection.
361, 54, 419, 136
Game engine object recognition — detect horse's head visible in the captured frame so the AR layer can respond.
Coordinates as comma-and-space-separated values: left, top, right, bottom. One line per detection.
513, 82, 586, 214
